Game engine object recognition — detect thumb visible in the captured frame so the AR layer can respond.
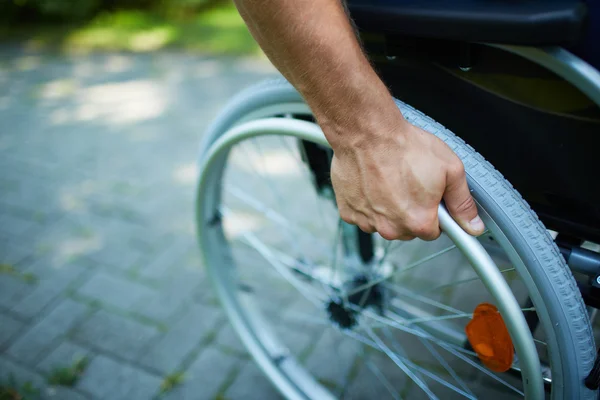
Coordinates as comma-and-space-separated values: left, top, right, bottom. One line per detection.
443, 167, 485, 236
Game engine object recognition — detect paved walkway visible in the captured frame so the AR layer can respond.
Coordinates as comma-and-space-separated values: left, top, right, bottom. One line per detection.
0, 47, 282, 399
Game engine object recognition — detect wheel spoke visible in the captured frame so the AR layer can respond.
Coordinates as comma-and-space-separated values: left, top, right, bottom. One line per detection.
421, 267, 516, 294
363, 324, 439, 400
346, 244, 458, 297
345, 328, 476, 399
241, 231, 326, 307
397, 244, 458, 274
242, 227, 339, 298
381, 310, 525, 396
278, 135, 333, 236
418, 337, 476, 398
388, 287, 536, 324
243, 224, 526, 397
332, 330, 355, 394
378, 240, 393, 268
224, 186, 332, 258
357, 308, 478, 358
387, 285, 465, 315
285, 310, 330, 326
435, 339, 524, 396
330, 218, 342, 287
381, 326, 428, 384
405, 308, 534, 326
406, 313, 475, 324
365, 359, 403, 400
239, 139, 334, 269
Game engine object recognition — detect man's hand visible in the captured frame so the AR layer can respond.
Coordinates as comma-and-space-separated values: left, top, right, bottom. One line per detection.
234, 0, 484, 239
330, 119, 485, 240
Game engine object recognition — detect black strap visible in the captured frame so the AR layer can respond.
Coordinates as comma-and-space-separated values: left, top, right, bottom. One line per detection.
585, 348, 600, 390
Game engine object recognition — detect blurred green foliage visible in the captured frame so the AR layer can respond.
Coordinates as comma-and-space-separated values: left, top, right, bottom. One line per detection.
0, 0, 259, 55
2, 0, 218, 22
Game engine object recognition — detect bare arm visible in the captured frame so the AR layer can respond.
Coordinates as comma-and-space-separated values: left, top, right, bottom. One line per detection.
235, 0, 398, 149
235, 0, 484, 239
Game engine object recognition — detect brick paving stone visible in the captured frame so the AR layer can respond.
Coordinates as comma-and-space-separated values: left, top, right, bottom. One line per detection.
0, 243, 33, 266
215, 320, 313, 360
23, 255, 92, 281
0, 274, 32, 310
11, 260, 92, 320
0, 244, 36, 308
0, 312, 24, 349
0, 212, 38, 238
138, 239, 194, 280
77, 271, 155, 311
77, 354, 161, 400
225, 361, 283, 400
45, 386, 89, 400
0, 181, 61, 217
140, 303, 223, 373
71, 309, 160, 363
87, 226, 149, 268
272, 324, 315, 358
87, 241, 147, 271
36, 340, 92, 374
132, 288, 190, 323
54, 218, 155, 270
133, 269, 200, 322
7, 299, 88, 365
215, 322, 247, 355
25, 218, 102, 264
162, 348, 240, 400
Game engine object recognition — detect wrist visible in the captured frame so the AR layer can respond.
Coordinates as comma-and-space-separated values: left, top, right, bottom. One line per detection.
313, 85, 410, 152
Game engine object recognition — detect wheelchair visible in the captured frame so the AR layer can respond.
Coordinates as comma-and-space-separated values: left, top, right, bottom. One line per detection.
195, 2, 600, 399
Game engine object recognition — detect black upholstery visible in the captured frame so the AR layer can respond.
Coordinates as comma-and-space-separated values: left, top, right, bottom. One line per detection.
346, 0, 587, 46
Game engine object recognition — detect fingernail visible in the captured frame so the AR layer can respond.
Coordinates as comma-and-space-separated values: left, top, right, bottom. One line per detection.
469, 215, 485, 232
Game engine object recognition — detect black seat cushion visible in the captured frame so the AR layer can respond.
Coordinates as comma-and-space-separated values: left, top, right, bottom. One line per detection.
347, 0, 587, 46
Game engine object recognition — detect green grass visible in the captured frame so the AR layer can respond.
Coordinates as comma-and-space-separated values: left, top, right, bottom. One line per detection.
160, 371, 186, 394
46, 356, 90, 387
0, 2, 259, 55
0, 264, 38, 284
0, 375, 39, 400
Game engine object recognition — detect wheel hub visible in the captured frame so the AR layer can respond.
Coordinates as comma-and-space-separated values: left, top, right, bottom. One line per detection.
326, 275, 383, 329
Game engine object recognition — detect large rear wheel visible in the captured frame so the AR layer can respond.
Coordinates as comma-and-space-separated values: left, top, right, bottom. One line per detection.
196, 79, 596, 399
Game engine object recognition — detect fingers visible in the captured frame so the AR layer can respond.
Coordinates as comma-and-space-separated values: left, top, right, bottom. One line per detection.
403, 212, 441, 242
353, 211, 376, 234
443, 160, 485, 236
339, 207, 376, 234
375, 218, 417, 241
340, 206, 438, 242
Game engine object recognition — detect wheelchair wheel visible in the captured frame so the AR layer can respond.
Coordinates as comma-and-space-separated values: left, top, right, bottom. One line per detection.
195, 79, 596, 399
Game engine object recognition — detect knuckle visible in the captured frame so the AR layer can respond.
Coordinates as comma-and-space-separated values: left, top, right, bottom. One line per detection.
377, 224, 401, 241
453, 195, 477, 215
448, 159, 466, 179
406, 214, 439, 240
421, 228, 441, 241
339, 210, 354, 225
359, 224, 375, 234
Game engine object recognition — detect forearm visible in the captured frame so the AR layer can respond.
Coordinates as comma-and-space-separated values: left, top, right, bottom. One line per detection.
234, 0, 406, 150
